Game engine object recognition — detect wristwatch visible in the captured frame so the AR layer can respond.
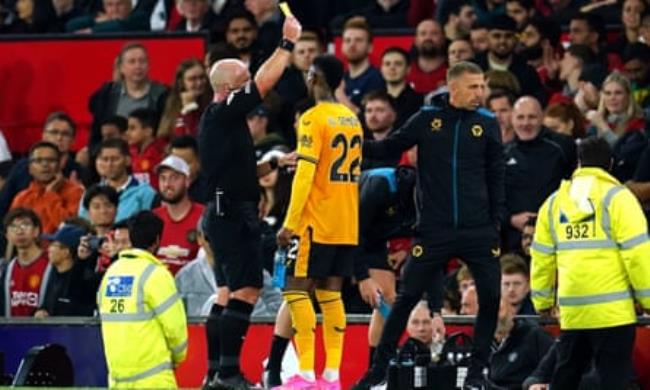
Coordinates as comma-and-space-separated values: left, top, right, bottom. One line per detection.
279, 38, 295, 52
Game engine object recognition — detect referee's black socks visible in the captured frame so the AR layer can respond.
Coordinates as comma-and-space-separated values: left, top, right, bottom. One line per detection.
206, 303, 224, 381
219, 299, 254, 378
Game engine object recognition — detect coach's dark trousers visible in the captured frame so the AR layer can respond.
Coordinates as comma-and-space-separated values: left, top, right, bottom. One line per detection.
370, 225, 501, 381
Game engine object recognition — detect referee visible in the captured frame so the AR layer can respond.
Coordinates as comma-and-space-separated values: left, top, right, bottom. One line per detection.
199, 15, 302, 390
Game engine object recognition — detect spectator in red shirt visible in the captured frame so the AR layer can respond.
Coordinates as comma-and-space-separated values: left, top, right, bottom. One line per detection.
153, 155, 204, 275
407, 19, 448, 94
126, 108, 166, 189
0, 208, 50, 317
11, 142, 84, 234
158, 59, 211, 139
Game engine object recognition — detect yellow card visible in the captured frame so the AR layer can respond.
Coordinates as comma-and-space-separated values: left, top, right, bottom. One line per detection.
279, 2, 294, 17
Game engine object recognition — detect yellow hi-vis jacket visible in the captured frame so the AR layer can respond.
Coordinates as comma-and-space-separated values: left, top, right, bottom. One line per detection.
98, 248, 188, 388
531, 167, 650, 330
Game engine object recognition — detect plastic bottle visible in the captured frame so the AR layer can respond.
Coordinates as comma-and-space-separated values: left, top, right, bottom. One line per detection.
272, 248, 287, 289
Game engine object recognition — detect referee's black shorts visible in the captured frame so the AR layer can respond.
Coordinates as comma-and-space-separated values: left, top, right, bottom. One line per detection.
203, 201, 263, 290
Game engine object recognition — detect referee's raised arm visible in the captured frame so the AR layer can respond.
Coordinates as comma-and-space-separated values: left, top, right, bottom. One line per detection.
254, 16, 302, 98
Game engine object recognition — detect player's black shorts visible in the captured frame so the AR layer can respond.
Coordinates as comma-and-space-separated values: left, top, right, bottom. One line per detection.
286, 227, 355, 279
203, 201, 263, 290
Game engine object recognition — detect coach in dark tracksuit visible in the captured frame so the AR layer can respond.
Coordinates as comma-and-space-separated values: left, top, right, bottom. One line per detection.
353, 61, 505, 390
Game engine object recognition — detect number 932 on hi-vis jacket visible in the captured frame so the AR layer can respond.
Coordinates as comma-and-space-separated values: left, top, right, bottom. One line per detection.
530, 167, 650, 330
98, 248, 188, 388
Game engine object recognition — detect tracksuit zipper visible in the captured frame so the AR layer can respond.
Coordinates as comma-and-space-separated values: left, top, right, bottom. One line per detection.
453, 118, 460, 228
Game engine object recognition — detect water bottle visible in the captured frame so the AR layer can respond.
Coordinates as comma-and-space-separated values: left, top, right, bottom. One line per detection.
272, 248, 287, 289
377, 294, 392, 319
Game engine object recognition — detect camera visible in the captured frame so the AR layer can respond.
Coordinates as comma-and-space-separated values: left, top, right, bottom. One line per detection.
87, 235, 107, 251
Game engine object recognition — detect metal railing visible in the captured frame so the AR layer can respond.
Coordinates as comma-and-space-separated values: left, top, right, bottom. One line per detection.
1, 314, 649, 326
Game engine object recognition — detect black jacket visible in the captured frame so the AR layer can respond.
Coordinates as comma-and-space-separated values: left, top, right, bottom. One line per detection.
504, 128, 574, 216
474, 52, 547, 106
39, 262, 98, 317
489, 320, 554, 389
363, 93, 505, 237
503, 128, 574, 250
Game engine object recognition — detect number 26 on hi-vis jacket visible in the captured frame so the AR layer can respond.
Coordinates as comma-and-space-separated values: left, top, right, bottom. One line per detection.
98, 248, 188, 388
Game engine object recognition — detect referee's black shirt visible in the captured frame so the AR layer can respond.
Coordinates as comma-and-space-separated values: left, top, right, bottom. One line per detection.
198, 81, 263, 202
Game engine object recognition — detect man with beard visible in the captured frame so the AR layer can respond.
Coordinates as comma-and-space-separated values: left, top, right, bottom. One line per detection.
518, 17, 561, 75
474, 14, 547, 105
153, 155, 204, 276
407, 19, 448, 94
342, 16, 386, 111
224, 9, 264, 73
362, 90, 401, 170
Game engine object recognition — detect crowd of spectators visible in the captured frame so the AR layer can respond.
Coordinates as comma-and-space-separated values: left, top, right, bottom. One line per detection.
0, 0, 650, 386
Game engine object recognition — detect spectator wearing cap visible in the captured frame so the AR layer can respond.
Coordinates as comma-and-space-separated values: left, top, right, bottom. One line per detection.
342, 17, 386, 110
474, 14, 547, 104
574, 63, 608, 114
548, 44, 596, 105
407, 19, 448, 94
11, 142, 84, 234
169, 136, 210, 204
586, 72, 648, 182
621, 43, 650, 110
36, 223, 96, 317
153, 155, 204, 275
247, 105, 287, 161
